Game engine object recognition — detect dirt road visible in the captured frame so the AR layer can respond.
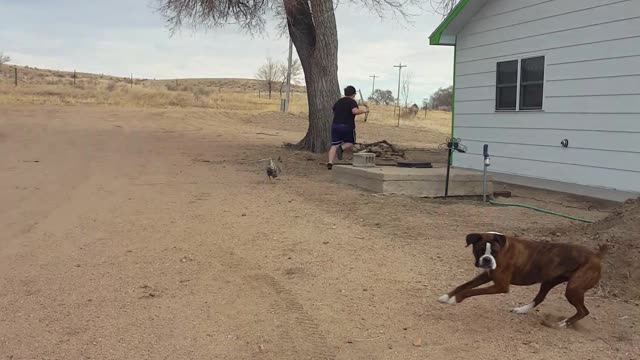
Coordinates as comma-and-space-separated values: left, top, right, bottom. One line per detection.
1, 106, 638, 359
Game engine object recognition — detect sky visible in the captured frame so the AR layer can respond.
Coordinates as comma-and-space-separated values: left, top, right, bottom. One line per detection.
0, 0, 454, 104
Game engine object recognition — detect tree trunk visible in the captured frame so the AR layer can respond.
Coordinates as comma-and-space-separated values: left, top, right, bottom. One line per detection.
285, 0, 341, 153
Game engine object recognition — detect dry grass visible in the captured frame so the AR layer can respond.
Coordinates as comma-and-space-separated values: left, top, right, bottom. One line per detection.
364, 104, 451, 134
0, 64, 451, 134
0, 65, 309, 112
0, 83, 309, 111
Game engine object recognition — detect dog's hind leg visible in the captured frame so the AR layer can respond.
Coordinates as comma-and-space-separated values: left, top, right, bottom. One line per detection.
561, 286, 589, 328
559, 261, 601, 327
512, 276, 567, 314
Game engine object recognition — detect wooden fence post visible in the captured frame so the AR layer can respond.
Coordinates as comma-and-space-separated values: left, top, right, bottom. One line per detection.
14, 67, 17, 86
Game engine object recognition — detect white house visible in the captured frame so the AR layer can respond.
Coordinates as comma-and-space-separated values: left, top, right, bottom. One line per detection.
429, 0, 640, 201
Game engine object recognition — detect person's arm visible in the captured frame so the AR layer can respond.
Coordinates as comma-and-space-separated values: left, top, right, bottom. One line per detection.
351, 101, 368, 115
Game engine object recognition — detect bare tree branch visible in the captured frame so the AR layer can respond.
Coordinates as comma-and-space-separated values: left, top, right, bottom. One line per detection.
158, 0, 271, 35
256, 57, 279, 99
277, 58, 302, 94
0, 52, 10, 67
351, 0, 418, 21
429, 0, 457, 17
400, 71, 411, 108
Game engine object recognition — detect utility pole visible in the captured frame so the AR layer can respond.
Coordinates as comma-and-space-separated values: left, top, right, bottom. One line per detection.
393, 63, 407, 126
369, 74, 377, 98
284, 36, 293, 112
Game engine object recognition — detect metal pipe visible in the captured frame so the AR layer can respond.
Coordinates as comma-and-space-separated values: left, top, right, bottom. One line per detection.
444, 145, 453, 198
482, 166, 487, 202
482, 144, 490, 202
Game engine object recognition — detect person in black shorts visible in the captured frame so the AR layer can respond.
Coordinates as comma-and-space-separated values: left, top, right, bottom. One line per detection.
327, 85, 368, 169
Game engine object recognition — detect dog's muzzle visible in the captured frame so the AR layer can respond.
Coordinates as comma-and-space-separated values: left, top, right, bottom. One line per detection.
478, 255, 496, 270
478, 243, 497, 270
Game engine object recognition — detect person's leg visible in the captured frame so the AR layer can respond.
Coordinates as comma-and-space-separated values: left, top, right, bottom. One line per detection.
328, 124, 346, 169
339, 128, 355, 157
328, 144, 340, 168
336, 143, 344, 160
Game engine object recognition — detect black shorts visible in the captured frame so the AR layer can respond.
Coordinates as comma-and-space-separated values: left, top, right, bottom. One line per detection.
331, 124, 355, 145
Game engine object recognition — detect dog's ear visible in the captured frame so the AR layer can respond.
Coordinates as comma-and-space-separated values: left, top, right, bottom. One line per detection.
492, 233, 507, 248
466, 233, 482, 247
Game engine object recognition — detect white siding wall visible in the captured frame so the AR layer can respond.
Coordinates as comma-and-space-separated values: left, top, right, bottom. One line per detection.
452, 0, 640, 193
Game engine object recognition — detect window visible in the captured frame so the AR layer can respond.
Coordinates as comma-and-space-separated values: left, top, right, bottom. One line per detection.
495, 56, 545, 111
496, 60, 518, 110
520, 56, 545, 110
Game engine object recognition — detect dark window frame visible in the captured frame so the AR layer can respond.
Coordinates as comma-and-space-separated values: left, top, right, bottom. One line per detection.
519, 56, 545, 110
495, 60, 518, 111
495, 56, 545, 112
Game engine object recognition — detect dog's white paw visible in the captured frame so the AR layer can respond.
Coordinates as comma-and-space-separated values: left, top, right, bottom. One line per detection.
511, 302, 535, 314
557, 319, 568, 328
438, 294, 457, 304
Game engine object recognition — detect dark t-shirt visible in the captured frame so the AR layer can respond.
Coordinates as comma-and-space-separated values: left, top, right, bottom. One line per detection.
332, 97, 359, 128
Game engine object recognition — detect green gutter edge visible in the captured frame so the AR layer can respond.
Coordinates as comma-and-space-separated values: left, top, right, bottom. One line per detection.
429, 0, 472, 45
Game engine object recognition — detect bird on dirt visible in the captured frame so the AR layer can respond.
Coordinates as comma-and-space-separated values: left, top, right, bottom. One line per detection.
265, 157, 282, 181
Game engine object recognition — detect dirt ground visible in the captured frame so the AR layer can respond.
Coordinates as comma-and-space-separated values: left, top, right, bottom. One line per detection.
1, 105, 639, 360
532, 197, 640, 302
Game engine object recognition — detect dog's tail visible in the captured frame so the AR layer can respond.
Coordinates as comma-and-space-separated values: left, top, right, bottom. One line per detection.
596, 244, 609, 258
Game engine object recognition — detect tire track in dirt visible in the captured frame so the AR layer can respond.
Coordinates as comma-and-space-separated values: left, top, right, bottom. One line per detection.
205, 244, 336, 360
252, 273, 336, 360
181, 174, 336, 359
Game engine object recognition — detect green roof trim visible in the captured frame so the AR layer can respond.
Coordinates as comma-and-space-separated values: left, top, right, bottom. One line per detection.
429, 0, 472, 45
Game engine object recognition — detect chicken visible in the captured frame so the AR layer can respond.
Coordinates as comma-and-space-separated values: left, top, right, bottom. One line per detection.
265, 157, 282, 181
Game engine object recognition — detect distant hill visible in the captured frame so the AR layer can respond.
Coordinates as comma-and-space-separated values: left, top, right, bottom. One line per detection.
0, 65, 306, 93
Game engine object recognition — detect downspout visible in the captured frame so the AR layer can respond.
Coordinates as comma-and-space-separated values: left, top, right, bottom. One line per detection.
450, 43, 457, 166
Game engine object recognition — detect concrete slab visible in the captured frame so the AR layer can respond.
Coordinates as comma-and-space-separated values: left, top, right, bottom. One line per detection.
332, 165, 493, 197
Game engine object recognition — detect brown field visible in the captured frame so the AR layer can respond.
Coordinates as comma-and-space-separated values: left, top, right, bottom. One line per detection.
0, 65, 452, 132
1, 66, 639, 359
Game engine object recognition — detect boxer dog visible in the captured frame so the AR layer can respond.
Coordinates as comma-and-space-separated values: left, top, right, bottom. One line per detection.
438, 232, 607, 328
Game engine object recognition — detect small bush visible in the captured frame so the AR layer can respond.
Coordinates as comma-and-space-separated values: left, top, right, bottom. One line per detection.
193, 86, 212, 98
46, 79, 63, 86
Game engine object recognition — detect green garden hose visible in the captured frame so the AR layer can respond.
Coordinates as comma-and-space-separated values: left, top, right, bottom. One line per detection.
488, 200, 593, 223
